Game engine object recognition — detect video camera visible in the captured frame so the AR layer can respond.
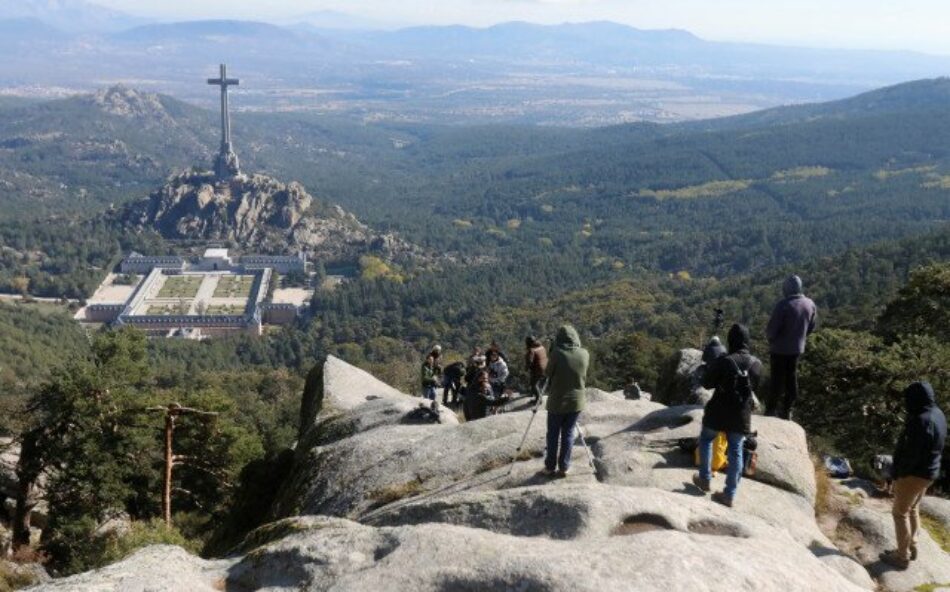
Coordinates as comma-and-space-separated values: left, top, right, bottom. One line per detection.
713, 308, 725, 333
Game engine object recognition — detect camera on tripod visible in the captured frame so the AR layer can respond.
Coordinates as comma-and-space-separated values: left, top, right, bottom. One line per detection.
713, 308, 725, 333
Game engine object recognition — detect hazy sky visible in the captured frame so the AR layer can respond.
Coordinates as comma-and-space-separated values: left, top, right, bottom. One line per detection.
96, 0, 950, 55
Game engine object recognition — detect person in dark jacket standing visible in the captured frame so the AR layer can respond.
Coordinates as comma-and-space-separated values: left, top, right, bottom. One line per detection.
765, 275, 817, 420
463, 370, 494, 422
881, 382, 947, 569
693, 324, 763, 507
525, 336, 548, 404
442, 361, 466, 406
543, 325, 589, 477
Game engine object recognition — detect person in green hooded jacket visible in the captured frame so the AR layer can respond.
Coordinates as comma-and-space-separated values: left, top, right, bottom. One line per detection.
543, 325, 590, 477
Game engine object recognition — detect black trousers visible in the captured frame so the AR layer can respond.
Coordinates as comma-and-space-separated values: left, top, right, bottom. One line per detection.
443, 378, 462, 405
768, 353, 799, 419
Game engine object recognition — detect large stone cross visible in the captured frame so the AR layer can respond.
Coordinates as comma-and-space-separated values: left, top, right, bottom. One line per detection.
207, 64, 241, 179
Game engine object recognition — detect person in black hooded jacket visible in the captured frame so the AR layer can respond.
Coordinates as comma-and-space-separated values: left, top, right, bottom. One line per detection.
692, 323, 763, 508
881, 381, 946, 569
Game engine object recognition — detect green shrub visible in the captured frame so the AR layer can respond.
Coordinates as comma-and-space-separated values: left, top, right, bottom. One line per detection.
95, 520, 199, 570
798, 329, 949, 477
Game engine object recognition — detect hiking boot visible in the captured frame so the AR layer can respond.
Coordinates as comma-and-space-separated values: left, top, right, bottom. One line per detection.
711, 491, 734, 508
909, 544, 918, 561
540, 467, 556, 477
879, 550, 909, 570
556, 468, 570, 478
692, 472, 711, 493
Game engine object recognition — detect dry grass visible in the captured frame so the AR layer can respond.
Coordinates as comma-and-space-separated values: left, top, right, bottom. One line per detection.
475, 449, 543, 475
8, 547, 48, 565
771, 166, 832, 182
0, 562, 40, 592
921, 513, 950, 554
813, 455, 837, 519
638, 179, 752, 200
369, 479, 424, 507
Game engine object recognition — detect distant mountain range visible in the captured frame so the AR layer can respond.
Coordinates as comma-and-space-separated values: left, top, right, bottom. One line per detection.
286, 10, 401, 31
0, 0, 146, 33
2, 6, 950, 125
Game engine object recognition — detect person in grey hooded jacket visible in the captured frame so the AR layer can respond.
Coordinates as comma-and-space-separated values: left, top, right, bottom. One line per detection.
765, 275, 817, 420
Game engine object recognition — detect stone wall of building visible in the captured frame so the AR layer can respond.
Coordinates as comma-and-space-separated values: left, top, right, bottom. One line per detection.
84, 304, 125, 323
120, 255, 185, 274
261, 303, 299, 325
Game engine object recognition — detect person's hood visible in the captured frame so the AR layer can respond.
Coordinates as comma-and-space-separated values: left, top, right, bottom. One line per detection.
555, 325, 582, 349
783, 275, 804, 298
905, 381, 936, 414
727, 323, 751, 353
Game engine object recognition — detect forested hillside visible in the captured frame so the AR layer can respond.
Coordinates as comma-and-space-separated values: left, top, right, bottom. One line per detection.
1, 75, 949, 579
2, 79, 949, 300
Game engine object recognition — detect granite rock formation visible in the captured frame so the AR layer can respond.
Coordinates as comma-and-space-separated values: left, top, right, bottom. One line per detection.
121, 171, 423, 263
25, 356, 950, 592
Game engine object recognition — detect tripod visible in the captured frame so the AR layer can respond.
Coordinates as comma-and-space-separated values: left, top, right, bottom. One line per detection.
574, 421, 596, 471
507, 386, 547, 476
507, 384, 597, 476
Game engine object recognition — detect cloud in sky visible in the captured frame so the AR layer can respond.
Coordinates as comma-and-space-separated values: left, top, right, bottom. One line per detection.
94, 0, 950, 54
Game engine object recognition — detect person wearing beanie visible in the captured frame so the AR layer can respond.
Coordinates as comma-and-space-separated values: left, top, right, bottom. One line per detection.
881, 381, 947, 569
702, 336, 727, 363
693, 324, 763, 508
765, 274, 817, 420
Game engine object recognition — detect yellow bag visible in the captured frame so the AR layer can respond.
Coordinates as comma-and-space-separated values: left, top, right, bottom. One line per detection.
694, 432, 729, 472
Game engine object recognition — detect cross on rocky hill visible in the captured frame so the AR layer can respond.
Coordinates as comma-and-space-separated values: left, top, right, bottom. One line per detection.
207, 63, 241, 180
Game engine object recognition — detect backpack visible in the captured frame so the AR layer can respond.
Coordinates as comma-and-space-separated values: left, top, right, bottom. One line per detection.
743, 434, 758, 477
727, 357, 753, 405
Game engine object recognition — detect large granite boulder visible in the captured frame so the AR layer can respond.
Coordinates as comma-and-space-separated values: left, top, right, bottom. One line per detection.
839, 505, 950, 592
655, 348, 714, 405
26, 356, 898, 592
298, 354, 457, 441
227, 514, 867, 592
32, 513, 867, 592
921, 495, 950, 530
121, 171, 428, 263
24, 546, 232, 591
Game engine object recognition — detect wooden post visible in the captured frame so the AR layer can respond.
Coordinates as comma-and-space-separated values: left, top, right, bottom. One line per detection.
162, 407, 176, 527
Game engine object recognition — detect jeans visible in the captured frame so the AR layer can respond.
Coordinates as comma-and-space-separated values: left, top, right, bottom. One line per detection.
698, 426, 745, 499
545, 411, 581, 472
423, 385, 437, 401
892, 476, 932, 560
768, 354, 799, 419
